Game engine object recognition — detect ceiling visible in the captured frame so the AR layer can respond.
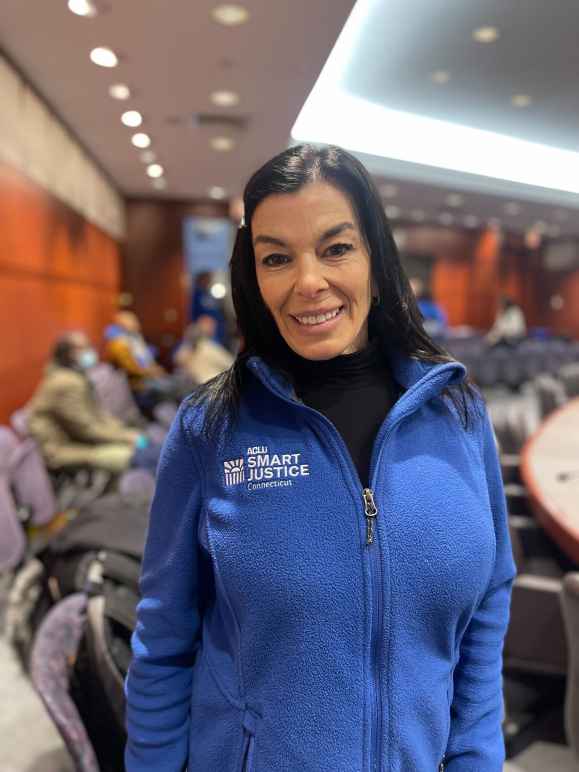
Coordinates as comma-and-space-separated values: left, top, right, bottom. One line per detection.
2, 0, 579, 239
0, 0, 354, 200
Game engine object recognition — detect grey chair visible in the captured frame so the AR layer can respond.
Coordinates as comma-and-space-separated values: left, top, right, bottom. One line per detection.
10, 407, 31, 438
88, 362, 146, 428
30, 592, 100, 772
559, 363, 579, 400
532, 374, 567, 419
505, 516, 568, 678
561, 572, 579, 759
0, 426, 57, 571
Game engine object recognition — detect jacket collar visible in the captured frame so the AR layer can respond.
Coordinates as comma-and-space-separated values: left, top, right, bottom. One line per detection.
246, 349, 466, 417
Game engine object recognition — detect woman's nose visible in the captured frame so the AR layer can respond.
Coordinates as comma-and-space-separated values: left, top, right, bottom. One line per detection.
294, 255, 329, 297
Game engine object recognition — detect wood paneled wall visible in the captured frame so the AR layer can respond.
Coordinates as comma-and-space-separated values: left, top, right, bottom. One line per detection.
0, 162, 121, 423
401, 223, 579, 338
123, 199, 227, 365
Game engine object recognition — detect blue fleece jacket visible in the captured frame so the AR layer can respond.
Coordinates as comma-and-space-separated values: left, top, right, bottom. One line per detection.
125, 352, 515, 772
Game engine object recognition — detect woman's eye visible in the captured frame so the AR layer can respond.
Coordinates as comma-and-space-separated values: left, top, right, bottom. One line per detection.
262, 253, 290, 267
325, 242, 354, 258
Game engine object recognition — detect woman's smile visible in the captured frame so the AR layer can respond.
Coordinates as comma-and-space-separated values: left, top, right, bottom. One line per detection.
253, 182, 374, 360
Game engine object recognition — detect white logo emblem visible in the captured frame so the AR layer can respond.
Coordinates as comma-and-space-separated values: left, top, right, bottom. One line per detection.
224, 446, 310, 491
224, 458, 245, 487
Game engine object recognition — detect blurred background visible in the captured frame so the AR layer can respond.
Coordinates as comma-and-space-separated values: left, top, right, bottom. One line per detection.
2, 1, 579, 770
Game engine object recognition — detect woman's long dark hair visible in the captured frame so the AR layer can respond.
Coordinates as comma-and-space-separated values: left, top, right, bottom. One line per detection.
191, 144, 477, 437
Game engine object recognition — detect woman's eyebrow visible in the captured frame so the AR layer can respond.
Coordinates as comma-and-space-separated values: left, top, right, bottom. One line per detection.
253, 221, 355, 249
253, 234, 287, 248
317, 221, 355, 244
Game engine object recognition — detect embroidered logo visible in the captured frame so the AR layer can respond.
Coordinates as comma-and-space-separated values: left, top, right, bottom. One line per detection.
223, 446, 310, 491
224, 458, 245, 487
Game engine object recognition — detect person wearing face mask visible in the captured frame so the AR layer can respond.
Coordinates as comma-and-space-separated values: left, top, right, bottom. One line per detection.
27, 331, 152, 475
125, 146, 515, 772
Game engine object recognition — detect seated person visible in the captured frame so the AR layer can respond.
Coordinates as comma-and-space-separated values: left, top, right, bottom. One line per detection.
28, 332, 158, 475
105, 311, 179, 415
105, 311, 165, 390
409, 277, 448, 338
173, 315, 234, 387
486, 295, 527, 347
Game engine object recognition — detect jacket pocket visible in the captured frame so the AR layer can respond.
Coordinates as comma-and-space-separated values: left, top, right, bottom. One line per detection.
239, 709, 257, 772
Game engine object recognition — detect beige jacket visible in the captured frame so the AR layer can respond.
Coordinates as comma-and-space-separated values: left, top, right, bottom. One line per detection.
28, 365, 138, 472
174, 338, 233, 385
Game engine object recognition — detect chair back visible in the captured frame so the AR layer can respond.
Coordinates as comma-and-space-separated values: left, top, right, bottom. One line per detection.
533, 374, 567, 418
118, 468, 156, 501
559, 363, 579, 399
561, 572, 579, 759
89, 363, 143, 426
11, 439, 57, 526
30, 592, 100, 772
0, 427, 27, 571
10, 407, 31, 438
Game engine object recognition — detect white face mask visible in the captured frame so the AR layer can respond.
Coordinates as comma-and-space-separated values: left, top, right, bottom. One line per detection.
78, 348, 98, 369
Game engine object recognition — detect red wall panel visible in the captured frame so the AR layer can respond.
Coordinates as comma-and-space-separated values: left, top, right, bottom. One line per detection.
0, 162, 121, 423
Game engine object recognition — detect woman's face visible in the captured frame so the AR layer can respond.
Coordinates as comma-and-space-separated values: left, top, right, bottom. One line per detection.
252, 181, 373, 361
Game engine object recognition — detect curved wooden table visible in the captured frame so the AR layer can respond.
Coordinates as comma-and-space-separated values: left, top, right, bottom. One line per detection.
521, 397, 579, 564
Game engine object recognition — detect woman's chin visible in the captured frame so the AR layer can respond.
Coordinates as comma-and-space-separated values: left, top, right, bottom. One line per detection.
287, 337, 352, 361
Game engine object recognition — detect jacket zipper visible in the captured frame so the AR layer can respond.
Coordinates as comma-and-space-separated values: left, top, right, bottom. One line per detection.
247, 358, 460, 772
363, 488, 378, 545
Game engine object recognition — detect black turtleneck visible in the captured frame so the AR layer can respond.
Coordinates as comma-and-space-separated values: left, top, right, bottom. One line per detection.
288, 341, 399, 488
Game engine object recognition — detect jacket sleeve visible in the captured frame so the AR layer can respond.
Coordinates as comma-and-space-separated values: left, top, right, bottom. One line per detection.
125, 406, 205, 771
444, 408, 516, 771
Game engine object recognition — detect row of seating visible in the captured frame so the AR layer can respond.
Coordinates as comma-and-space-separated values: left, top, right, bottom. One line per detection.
445, 338, 579, 391
0, 364, 176, 574
486, 364, 579, 762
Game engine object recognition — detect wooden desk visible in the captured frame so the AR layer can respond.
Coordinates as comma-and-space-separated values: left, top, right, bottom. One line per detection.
521, 398, 579, 564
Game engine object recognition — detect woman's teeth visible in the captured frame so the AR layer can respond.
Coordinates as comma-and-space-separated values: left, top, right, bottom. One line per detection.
295, 307, 342, 326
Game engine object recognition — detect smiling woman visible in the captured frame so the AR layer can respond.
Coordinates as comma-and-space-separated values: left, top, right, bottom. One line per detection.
252, 182, 375, 360
125, 144, 515, 772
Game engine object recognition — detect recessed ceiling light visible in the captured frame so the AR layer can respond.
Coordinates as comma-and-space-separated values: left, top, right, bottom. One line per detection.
431, 70, 450, 85
209, 186, 227, 199
211, 90, 240, 107
152, 178, 167, 190
411, 209, 426, 222
211, 4, 250, 26
473, 26, 500, 43
385, 205, 400, 219
463, 215, 480, 228
131, 132, 151, 149
210, 136, 235, 152
439, 212, 455, 226
68, 0, 98, 17
90, 46, 118, 68
445, 193, 463, 207
140, 150, 156, 163
504, 202, 521, 216
146, 163, 164, 179
109, 83, 131, 100
512, 94, 532, 108
379, 183, 398, 198
121, 110, 143, 128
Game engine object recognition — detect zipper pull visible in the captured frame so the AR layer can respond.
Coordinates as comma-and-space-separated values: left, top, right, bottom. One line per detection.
363, 488, 378, 545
